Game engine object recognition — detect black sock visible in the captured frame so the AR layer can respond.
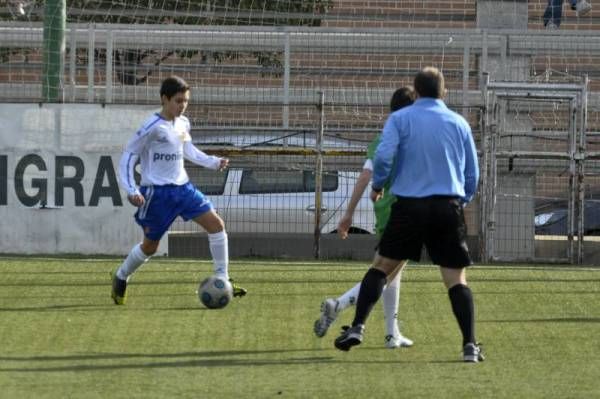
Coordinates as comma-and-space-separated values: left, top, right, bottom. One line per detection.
448, 284, 475, 346
352, 268, 387, 327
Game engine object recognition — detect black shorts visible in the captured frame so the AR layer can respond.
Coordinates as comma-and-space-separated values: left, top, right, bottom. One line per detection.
377, 196, 472, 268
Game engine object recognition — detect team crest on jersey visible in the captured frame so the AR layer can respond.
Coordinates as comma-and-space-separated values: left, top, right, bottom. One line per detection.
178, 130, 189, 142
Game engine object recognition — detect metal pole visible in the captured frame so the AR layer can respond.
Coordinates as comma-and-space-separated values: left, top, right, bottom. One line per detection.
283, 32, 290, 129
567, 98, 577, 263
87, 24, 95, 103
462, 35, 470, 118
42, 0, 66, 102
313, 91, 325, 259
487, 97, 500, 261
106, 30, 113, 103
500, 36, 507, 81
479, 72, 490, 262
577, 76, 589, 264
480, 31, 488, 89
68, 26, 76, 102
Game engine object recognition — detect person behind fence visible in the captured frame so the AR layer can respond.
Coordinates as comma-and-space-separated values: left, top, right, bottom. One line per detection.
313, 86, 415, 349
111, 75, 247, 305
333, 67, 484, 363
544, 0, 592, 29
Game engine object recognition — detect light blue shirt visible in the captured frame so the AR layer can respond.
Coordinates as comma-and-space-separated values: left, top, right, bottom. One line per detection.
372, 98, 479, 203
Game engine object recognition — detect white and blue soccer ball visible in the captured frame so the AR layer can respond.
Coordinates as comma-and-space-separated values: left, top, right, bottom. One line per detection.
198, 275, 233, 309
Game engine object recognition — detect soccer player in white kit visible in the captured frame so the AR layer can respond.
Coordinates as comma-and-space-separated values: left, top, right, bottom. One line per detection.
111, 76, 247, 305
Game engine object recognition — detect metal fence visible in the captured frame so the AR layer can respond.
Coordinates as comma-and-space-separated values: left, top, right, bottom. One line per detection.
480, 77, 590, 264
3, 22, 600, 262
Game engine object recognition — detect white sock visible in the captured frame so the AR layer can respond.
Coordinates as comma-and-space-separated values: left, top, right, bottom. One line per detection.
336, 282, 361, 311
382, 270, 402, 336
208, 230, 229, 279
116, 243, 150, 281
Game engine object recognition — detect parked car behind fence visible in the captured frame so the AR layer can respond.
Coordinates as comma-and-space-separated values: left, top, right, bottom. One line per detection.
170, 131, 375, 235
534, 199, 600, 236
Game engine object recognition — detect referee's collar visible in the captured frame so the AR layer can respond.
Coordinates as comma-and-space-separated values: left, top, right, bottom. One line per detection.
414, 98, 446, 107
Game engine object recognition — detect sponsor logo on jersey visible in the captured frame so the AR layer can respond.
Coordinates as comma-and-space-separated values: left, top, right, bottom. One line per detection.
152, 152, 183, 162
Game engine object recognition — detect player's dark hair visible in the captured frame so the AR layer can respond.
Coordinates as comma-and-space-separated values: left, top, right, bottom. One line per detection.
414, 67, 445, 99
390, 86, 416, 112
160, 76, 190, 99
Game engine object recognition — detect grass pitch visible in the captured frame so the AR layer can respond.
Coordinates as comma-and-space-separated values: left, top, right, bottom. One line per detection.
0, 257, 599, 398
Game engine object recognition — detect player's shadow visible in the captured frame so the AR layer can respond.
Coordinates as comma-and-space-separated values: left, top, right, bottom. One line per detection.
0, 349, 336, 372
0, 348, 323, 361
0, 279, 367, 288
0, 347, 472, 372
481, 317, 600, 323
0, 303, 208, 312
457, 278, 600, 283
0, 304, 105, 312
477, 290, 600, 295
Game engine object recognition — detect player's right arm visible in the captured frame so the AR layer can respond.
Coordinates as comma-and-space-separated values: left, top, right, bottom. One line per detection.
372, 114, 401, 193
118, 126, 154, 207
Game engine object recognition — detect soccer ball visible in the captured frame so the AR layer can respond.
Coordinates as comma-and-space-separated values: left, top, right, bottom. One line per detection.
198, 275, 233, 309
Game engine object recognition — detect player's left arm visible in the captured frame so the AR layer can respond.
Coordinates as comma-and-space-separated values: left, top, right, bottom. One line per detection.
462, 124, 480, 204
183, 141, 228, 170
180, 118, 227, 170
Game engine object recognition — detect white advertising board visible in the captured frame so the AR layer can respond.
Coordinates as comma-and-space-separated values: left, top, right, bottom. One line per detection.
0, 103, 168, 255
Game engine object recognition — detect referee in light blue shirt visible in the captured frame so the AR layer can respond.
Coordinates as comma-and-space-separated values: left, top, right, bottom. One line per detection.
334, 67, 484, 363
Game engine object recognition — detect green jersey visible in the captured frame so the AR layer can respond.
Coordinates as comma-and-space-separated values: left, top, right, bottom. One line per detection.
366, 136, 396, 237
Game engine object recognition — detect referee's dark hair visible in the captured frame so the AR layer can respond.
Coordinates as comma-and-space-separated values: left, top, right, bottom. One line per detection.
390, 86, 416, 112
160, 76, 190, 99
414, 67, 445, 99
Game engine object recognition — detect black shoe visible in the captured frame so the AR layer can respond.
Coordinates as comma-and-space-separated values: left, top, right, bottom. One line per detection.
229, 279, 247, 297
334, 324, 364, 352
463, 342, 485, 363
110, 270, 127, 305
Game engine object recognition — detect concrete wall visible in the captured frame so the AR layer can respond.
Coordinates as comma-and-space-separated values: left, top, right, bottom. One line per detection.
169, 233, 483, 263
477, 0, 528, 29
169, 233, 600, 265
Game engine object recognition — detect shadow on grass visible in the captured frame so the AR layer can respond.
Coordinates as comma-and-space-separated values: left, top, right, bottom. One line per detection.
0, 279, 365, 288
0, 268, 354, 275
0, 304, 110, 312
0, 346, 474, 373
0, 348, 321, 361
0, 349, 341, 372
481, 317, 600, 323
464, 278, 600, 283
0, 302, 221, 312
0, 292, 194, 300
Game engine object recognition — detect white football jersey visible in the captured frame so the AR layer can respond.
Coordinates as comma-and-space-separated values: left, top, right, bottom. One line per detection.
119, 113, 222, 195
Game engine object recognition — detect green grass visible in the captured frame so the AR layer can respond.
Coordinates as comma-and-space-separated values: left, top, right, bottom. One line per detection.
0, 257, 599, 398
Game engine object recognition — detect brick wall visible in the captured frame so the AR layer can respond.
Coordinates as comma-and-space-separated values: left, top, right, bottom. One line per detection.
324, 1, 598, 30
324, 0, 477, 29
1, 1, 598, 132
